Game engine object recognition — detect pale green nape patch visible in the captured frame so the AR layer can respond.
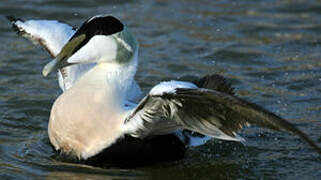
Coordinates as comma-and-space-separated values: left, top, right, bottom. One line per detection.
114, 27, 138, 64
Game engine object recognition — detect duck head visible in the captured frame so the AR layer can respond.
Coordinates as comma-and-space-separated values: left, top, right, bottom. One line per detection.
42, 15, 138, 77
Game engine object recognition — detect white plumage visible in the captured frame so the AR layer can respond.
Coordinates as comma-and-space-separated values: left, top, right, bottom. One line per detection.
7, 15, 321, 161
149, 81, 197, 96
14, 19, 75, 55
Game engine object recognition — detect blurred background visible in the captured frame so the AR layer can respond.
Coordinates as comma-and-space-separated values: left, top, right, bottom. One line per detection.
0, 0, 320, 179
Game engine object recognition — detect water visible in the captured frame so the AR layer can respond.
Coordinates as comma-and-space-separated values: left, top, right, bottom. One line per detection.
1, 0, 321, 179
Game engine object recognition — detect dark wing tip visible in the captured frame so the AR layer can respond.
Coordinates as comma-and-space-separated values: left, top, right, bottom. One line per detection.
6, 15, 17, 22
195, 74, 235, 95
5, 16, 25, 35
5, 15, 24, 23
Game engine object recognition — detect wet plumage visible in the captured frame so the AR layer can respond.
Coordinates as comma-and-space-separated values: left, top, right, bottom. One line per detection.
7, 15, 321, 166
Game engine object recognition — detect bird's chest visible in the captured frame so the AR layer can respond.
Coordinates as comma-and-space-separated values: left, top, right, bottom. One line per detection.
48, 88, 125, 159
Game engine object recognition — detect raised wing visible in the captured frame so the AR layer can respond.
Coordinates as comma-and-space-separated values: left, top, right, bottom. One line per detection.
7, 16, 77, 91
6, 16, 143, 99
123, 80, 321, 154
6, 16, 75, 57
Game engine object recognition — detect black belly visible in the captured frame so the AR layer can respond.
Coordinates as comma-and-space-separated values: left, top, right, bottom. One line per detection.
53, 134, 186, 168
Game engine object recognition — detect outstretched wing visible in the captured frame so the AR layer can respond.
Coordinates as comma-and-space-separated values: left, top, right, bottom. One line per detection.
123, 80, 321, 154
6, 16, 75, 57
6, 16, 77, 91
6, 16, 143, 98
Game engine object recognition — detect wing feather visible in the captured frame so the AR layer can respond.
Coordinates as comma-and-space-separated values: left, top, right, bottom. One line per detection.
124, 84, 321, 154
7, 16, 75, 57
7, 16, 143, 97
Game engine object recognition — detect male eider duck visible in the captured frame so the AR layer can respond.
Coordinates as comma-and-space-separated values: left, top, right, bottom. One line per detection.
7, 15, 321, 166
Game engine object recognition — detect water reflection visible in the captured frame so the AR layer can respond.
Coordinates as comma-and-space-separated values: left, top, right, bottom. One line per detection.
0, 0, 321, 179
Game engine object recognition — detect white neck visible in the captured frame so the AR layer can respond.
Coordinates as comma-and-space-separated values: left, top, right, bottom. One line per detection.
74, 59, 137, 106
48, 54, 139, 159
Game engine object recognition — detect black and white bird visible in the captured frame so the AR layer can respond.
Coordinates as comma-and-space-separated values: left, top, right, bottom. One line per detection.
7, 15, 321, 166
